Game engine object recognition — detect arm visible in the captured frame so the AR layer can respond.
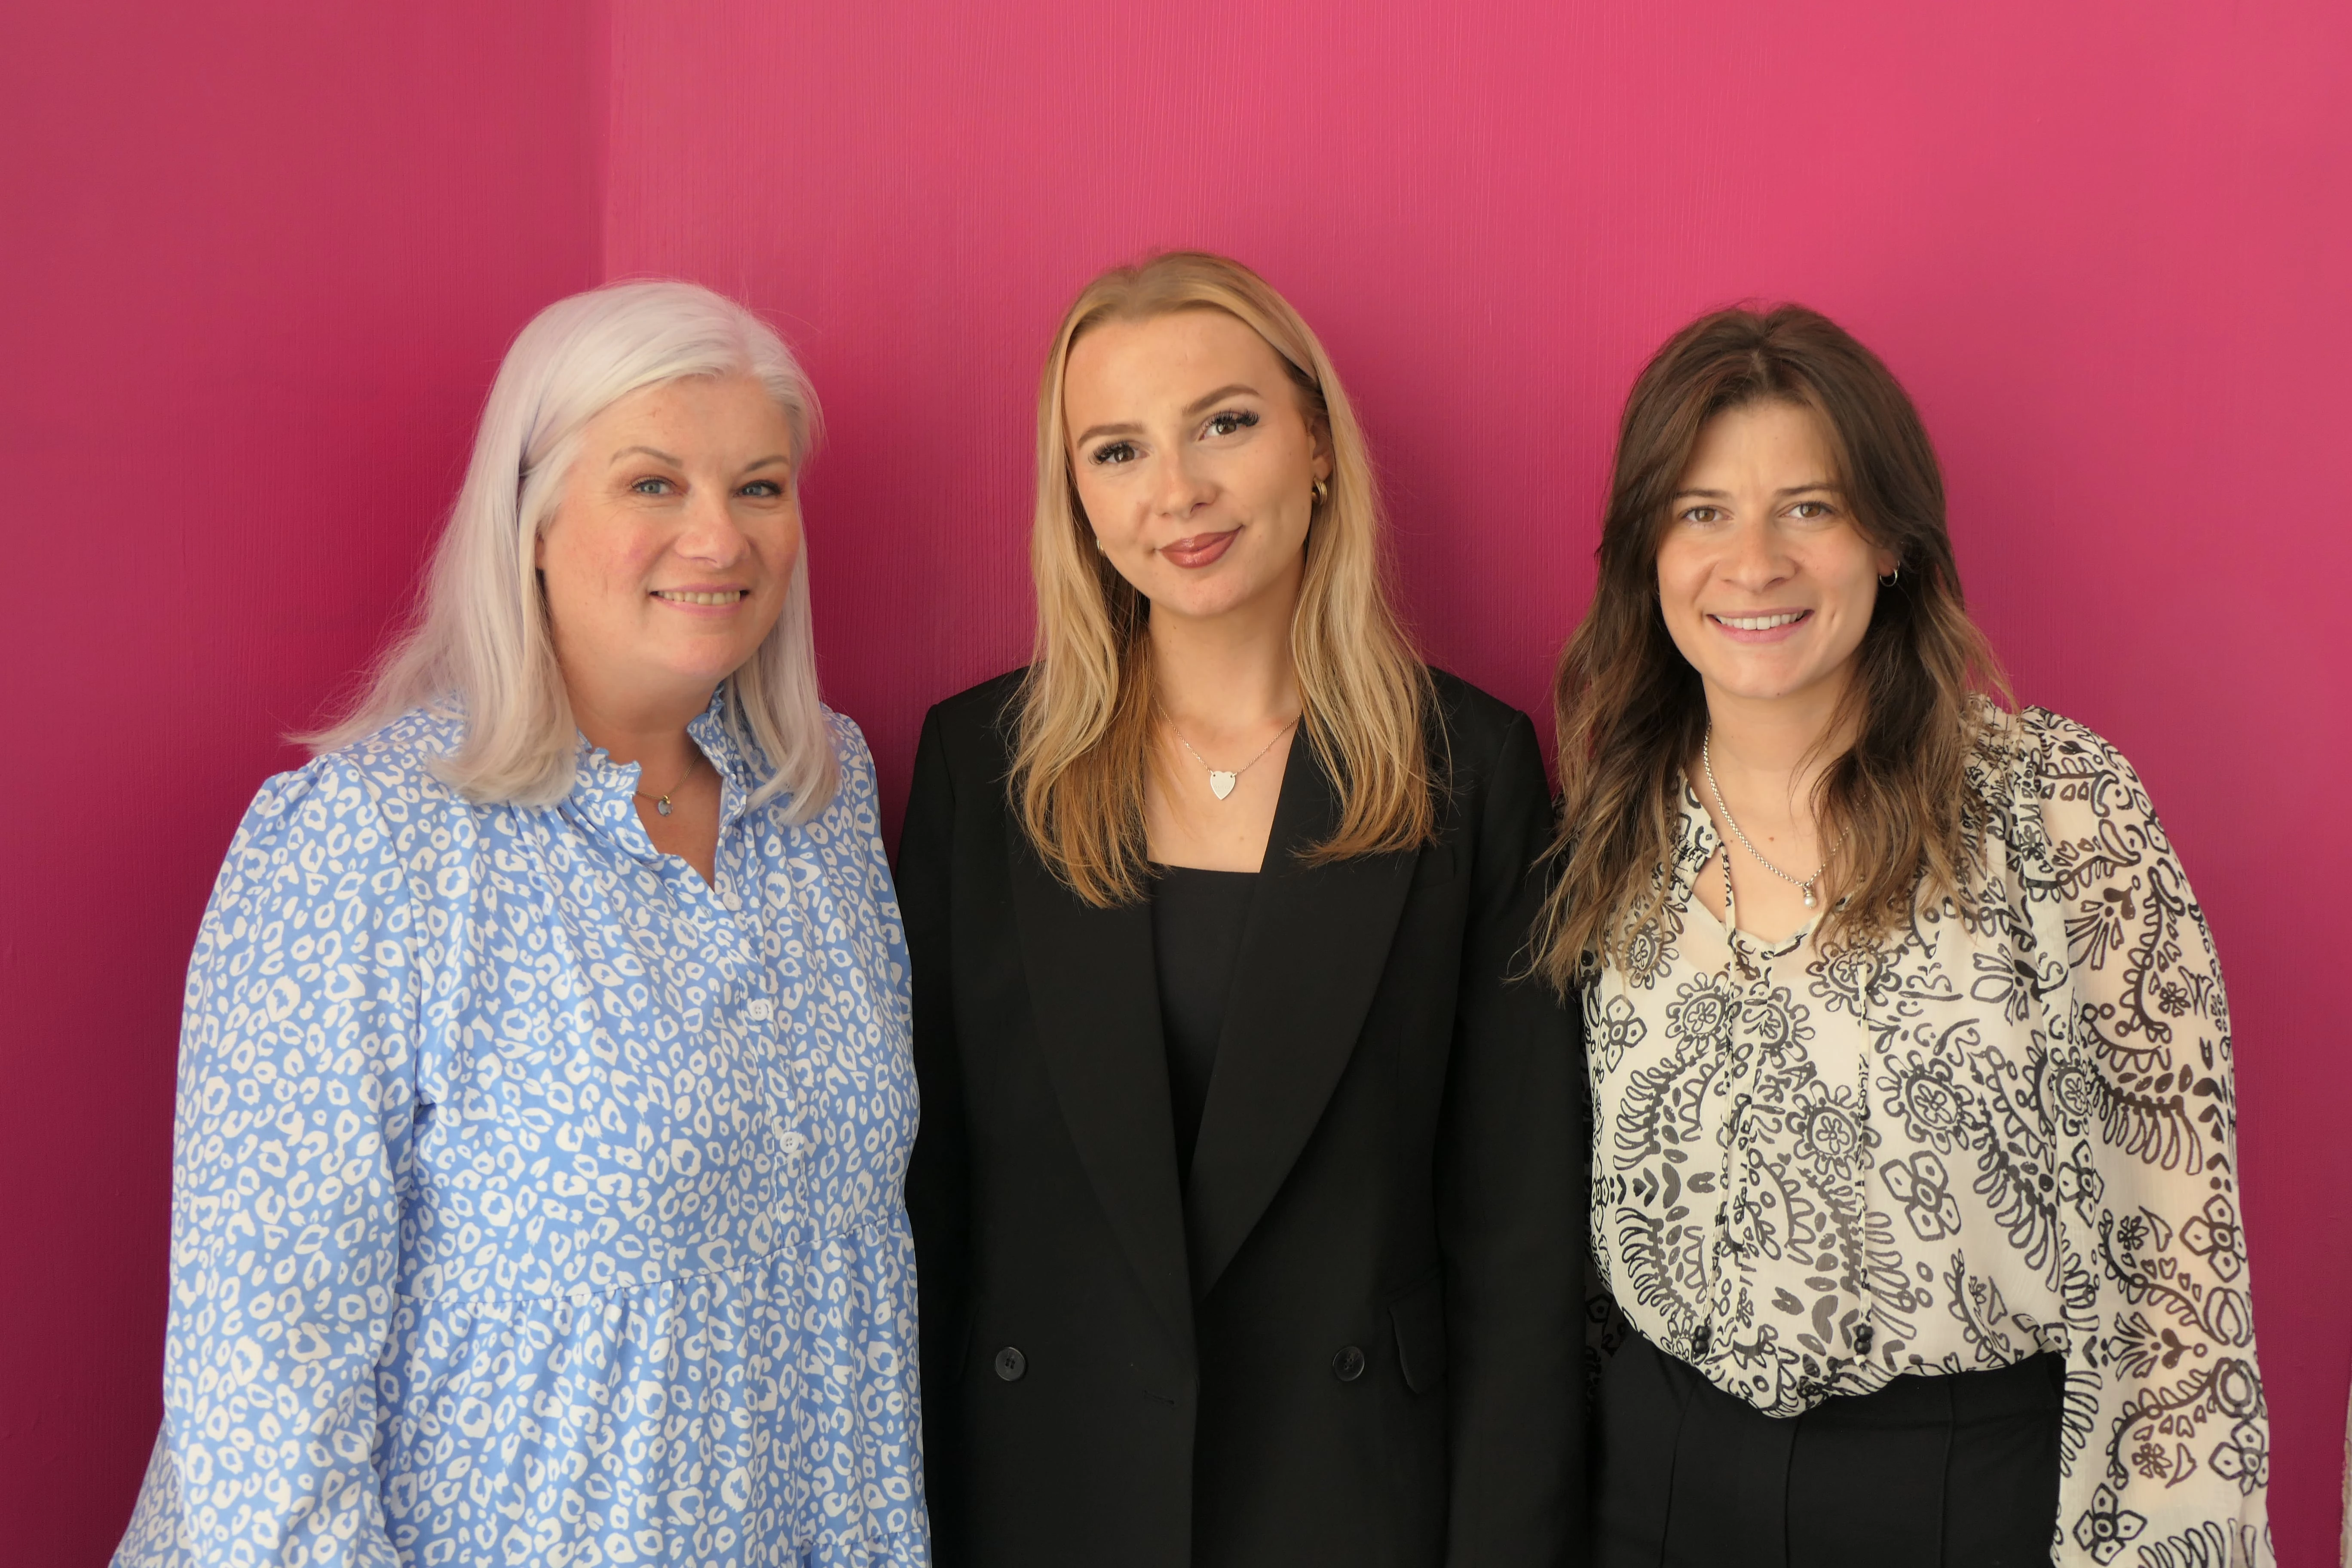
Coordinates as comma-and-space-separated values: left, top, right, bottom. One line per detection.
158, 760, 419, 1567
1437, 712, 1588, 1566
897, 707, 973, 1560
2035, 715, 2271, 1568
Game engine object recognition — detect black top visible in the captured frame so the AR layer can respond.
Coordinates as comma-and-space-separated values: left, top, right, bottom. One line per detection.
898, 667, 1588, 1568
1148, 865, 1258, 1186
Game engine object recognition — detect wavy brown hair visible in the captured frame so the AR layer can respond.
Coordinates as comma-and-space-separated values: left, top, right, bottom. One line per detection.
1535, 304, 2011, 988
1011, 251, 1434, 906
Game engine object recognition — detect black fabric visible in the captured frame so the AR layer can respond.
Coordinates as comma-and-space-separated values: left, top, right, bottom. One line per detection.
1594, 1327, 2063, 1568
1148, 865, 1256, 1187
899, 668, 1588, 1568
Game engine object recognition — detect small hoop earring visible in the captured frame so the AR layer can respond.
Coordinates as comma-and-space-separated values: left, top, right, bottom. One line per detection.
1312, 478, 1330, 504
1878, 565, 1900, 587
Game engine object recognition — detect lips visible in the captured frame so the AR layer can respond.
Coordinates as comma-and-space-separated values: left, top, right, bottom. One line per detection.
1707, 608, 1813, 643
1160, 529, 1239, 570
652, 588, 749, 606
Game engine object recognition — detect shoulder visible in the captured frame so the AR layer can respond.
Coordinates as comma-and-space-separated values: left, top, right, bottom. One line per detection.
1985, 703, 2156, 805
1425, 667, 1543, 784
245, 705, 468, 845
921, 667, 1030, 767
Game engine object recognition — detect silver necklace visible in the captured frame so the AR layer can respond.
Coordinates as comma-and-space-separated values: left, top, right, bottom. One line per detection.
1701, 728, 1843, 910
632, 753, 701, 818
1172, 717, 1296, 800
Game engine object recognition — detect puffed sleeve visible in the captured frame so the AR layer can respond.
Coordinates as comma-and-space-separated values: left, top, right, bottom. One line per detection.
140, 758, 422, 1567
2029, 712, 2272, 1568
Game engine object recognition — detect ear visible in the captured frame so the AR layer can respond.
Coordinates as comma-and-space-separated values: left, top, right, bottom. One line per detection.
533, 526, 548, 570
1309, 413, 1334, 484
1874, 544, 1899, 579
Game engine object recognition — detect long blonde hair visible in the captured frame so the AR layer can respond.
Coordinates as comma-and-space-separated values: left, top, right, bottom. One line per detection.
1534, 304, 2010, 988
304, 279, 837, 819
1012, 251, 1434, 905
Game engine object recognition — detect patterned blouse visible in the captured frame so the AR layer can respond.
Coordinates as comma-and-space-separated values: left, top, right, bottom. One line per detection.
114, 695, 928, 1568
1584, 706, 2270, 1566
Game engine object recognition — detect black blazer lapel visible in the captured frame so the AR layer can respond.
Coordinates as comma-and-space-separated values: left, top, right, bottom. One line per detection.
1184, 731, 1418, 1297
1009, 843, 1196, 1356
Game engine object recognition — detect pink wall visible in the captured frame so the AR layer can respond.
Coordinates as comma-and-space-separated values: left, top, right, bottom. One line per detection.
6, 0, 2346, 1561
0, 3, 605, 1561
605, 0, 2350, 1556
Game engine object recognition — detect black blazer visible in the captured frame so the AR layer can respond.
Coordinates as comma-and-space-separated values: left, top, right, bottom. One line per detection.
899, 669, 1586, 1568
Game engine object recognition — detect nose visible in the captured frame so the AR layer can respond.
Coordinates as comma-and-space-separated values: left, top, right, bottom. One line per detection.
1721, 516, 1793, 593
672, 484, 752, 566
1152, 447, 1218, 522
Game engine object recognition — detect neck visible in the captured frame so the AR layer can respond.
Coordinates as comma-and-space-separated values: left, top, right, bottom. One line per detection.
1700, 669, 1857, 806
1147, 582, 1302, 730
567, 674, 716, 785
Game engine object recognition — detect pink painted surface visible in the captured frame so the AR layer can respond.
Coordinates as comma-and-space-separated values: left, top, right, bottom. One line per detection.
0, 3, 605, 1561
7, 0, 2348, 1560
605, 0, 2349, 1557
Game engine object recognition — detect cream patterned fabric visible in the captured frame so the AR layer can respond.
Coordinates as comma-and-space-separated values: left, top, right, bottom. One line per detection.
1586, 705, 2269, 1566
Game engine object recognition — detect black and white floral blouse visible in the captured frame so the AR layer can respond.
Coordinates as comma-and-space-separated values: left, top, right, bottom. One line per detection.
1584, 705, 2271, 1566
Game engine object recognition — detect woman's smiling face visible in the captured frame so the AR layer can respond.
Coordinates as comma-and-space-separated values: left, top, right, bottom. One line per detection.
1654, 398, 1896, 708
1062, 308, 1330, 627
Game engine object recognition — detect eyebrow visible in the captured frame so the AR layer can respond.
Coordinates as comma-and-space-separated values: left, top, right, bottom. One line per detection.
609, 446, 793, 477
1669, 480, 1842, 502
1071, 384, 1267, 447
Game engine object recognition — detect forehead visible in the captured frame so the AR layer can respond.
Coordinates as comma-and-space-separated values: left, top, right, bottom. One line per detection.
586, 372, 793, 451
1063, 309, 1289, 413
1680, 398, 1837, 484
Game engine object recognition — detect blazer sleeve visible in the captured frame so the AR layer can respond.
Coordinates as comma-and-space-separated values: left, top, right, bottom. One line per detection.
1436, 711, 1589, 1565
898, 706, 973, 1553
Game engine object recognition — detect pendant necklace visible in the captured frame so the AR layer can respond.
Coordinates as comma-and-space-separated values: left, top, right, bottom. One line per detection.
1701, 727, 1843, 910
1173, 717, 1297, 801
633, 753, 701, 818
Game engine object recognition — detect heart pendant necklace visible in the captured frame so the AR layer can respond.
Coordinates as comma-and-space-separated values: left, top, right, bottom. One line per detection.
1173, 717, 1296, 801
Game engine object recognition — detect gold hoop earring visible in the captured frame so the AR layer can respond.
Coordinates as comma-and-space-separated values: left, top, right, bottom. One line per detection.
1312, 478, 1329, 504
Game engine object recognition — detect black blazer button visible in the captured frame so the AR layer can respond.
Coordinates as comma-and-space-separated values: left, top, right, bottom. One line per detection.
993, 1346, 1027, 1382
1331, 1344, 1366, 1382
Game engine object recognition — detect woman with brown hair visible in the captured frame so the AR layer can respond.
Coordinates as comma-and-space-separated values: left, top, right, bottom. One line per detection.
1541, 305, 2272, 1565
898, 251, 1584, 1566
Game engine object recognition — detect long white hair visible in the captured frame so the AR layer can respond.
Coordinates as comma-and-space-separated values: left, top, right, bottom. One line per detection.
306, 279, 836, 819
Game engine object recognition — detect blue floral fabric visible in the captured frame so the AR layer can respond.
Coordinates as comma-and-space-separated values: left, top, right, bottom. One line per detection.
114, 695, 928, 1568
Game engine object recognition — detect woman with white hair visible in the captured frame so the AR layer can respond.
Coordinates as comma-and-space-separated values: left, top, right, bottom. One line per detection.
113, 282, 927, 1567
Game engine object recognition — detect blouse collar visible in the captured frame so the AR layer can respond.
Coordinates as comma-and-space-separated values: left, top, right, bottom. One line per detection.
1673, 772, 1814, 963
566, 686, 757, 853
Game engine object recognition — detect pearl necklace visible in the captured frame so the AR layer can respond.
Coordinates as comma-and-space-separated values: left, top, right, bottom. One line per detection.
1701, 728, 1843, 910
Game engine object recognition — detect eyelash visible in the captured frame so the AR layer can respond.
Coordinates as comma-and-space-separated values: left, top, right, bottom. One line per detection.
1087, 408, 1262, 467
1678, 500, 1838, 524
628, 477, 786, 497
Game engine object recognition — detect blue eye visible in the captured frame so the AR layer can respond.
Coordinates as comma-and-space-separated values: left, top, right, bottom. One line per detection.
740, 480, 783, 498
631, 477, 675, 495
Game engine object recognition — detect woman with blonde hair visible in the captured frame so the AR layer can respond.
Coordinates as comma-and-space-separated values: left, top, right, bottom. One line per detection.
1544, 303, 2269, 1565
898, 251, 1584, 1566
113, 281, 928, 1567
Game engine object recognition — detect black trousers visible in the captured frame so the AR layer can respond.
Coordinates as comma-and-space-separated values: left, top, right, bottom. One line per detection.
1594, 1329, 2063, 1568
